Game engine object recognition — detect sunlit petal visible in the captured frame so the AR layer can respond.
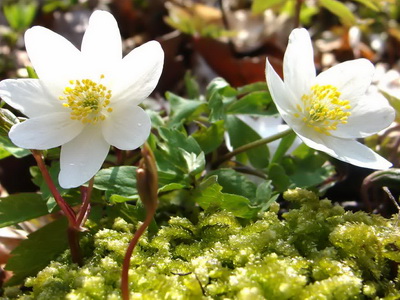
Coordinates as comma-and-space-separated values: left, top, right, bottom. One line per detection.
0, 10, 163, 188
333, 94, 395, 138
24, 26, 84, 94
9, 113, 83, 150
111, 41, 164, 105
81, 10, 122, 75
59, 125, 109, 188
266, 28, 394, 170
296, 129, 392, 169
102, 105, 151, 150
0, 79, 62, 118
316, 59, 374, 101
283, 28, 316, 99
266, 59, 297, 121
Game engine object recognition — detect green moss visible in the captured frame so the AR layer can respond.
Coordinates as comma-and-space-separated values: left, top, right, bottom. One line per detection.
4, 188, 400, 299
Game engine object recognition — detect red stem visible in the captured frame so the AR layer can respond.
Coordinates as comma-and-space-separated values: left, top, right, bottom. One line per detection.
31, 151, 77, 226
76, 178, 94, 227
31, 150, 83, 266
67, 227, 83, 266
120, 207, 156, 300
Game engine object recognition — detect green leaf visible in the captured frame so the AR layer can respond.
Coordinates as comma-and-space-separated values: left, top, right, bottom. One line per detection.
5, 217, 69, 286
158, 183, 187, 193
206, 77, 236, 101
352, 0, 380, 11
155, 128, 205, 187
226, 115, 269, 168
0, 146, 11, 160
30, 162, 66, 199
207, 168, 257, 200
0, 193, 49, 228
380, 90, 400, 123
192, 176, 258, 219
182, 150, 205, 176
108, 194, 139, 204
319, 0, 356, 27
254, 180, 279, 211
286, 149, 334, 188
29, 162, 82, 213
192, 120, 225, 154
158, 127, 202, 155
166, 92, 207, 126
184, 71, 201, 100
94, 166, 138, 199
0, 108, 19, 137
0, 135, 30, 158
26, 66, 38, 79
268, 163, 292, 192
251, 0, 287, 14
3, 0, 38, 32
270, 131, 297, 164
147, 110, 165, 129
206, 78, 236, 122
237, 82, 269, 95
227, 91, 276, 115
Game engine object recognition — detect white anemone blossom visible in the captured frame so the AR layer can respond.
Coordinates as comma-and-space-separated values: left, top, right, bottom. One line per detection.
0, 10, 164, 188
266, 28, 394, 170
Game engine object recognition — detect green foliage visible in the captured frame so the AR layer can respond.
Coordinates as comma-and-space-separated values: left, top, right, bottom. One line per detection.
94, 166, 138, 200
0, 193, 48, 228
319, 0, 356, 27
166, 92, 207, 126
191, 176, 258, 219
5, 217, 69, 286
154, 127, 205, 188
0, 109, 30, 157
2, 0, 38, 32
42, 0, 78, 13
30, 162, 82, 212
226, 115, 270, 168
0, 108, 18, 137
226, 91, 275, 116
164, 4, 234, 39
192, 120, 225, 154
252, 0, 290, 14
4, 189, 399, 299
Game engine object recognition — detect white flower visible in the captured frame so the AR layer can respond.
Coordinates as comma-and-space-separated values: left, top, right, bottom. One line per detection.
0, 10, 164, 188
266, 28, 394, 170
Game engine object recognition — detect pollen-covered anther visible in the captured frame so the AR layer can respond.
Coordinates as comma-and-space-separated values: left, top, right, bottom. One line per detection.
295, 84, 352, 135
59, 74, 113, 124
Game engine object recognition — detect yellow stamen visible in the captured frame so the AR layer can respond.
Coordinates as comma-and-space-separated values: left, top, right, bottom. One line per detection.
59, 74, 113, 124
295, 84, 352, 135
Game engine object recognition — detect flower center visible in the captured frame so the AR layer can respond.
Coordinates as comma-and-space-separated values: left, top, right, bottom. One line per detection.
294, 84, 351, 136
59, 74, 113, 124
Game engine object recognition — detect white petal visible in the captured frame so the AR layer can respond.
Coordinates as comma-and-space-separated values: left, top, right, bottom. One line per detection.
81, 10, 122, 75
9, 113, 83, 150
102, 105, 150, 150
315, 59, 374, 101
111, 41, 164, 105
283, 28, 316, 99
0, 79, 62, 118
266, 59, 298, 124
295, 129, 392, 170
24, 26, 84, 93
333, 94, 395, 138
59, 125, 110, 188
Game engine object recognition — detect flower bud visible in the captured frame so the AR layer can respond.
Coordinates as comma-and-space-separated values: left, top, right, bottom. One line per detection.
136, 143, 158, 213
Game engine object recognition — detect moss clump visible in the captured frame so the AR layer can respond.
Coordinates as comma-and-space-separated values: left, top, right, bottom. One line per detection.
4, 188, 400, 299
